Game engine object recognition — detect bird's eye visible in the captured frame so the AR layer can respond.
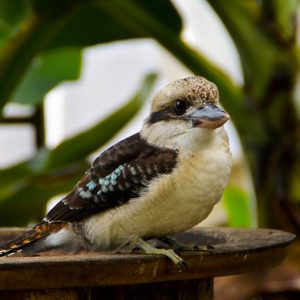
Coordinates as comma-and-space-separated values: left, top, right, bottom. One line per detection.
174, 99, 188, 114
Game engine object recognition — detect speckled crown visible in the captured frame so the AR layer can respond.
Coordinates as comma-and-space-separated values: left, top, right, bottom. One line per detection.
151, 76, 219, 112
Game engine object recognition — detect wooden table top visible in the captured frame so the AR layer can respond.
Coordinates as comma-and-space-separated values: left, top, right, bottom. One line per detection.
0, 227, 295, 290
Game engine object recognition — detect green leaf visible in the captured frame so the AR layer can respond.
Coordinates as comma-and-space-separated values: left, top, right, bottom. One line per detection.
0, 0, 29, 29
207, 0, 281, 100
223, 186, 255, 227
262, 0, 299, 41
0, 150, 50, 201
0, 14, 72, 114
273, 0, 298, 40
47, 0, 182, 49
0, 160, 88, 226
11, 47, 82, 105
0, 0, 179, 115
44, 73, 157, 169
0, 0, 29, 48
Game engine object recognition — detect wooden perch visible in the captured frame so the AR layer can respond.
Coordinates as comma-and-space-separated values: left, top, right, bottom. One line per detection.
0, 227, 295, 300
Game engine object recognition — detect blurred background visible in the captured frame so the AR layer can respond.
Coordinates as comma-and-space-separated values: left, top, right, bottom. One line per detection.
0, 0, 299, 298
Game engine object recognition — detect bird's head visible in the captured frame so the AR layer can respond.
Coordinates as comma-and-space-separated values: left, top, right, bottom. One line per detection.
141, 76, 230, 150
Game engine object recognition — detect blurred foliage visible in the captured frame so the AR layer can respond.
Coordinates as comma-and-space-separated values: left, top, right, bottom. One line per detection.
12, 48, 82, 105
0, 73, 157, 225
0, 0, 299, 230
0, 0, 173, 225
223, 186, 254, 228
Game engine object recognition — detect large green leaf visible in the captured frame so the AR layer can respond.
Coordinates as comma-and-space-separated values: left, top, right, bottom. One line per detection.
0, 0, 180, 115
11, 47, 82, 105
0, 161, 88, 226
47, 0, 182, 48
0, 0, 30, 47
0, 0, 29, 29
0, 14, 72, 113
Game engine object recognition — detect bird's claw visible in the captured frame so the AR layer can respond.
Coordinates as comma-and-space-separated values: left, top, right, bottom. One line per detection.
162, 236, 214, 253
176, 255, 188, 272
193, 244, 214, 252
131, 238, 188, 272
126, 237, 214, 272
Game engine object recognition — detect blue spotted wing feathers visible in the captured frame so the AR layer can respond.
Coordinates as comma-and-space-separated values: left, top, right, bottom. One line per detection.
45, 133, 178, 223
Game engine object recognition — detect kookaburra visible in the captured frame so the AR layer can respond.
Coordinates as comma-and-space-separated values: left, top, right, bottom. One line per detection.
0, 76, 232, 270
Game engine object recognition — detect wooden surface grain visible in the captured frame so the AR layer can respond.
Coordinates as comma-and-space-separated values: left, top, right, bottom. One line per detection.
0, 227, 295, 291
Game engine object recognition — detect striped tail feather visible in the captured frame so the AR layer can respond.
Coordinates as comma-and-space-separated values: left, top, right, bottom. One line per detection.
0, 221, 62, 257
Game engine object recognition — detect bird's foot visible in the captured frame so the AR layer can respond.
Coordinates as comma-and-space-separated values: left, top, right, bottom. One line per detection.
161, 236, 214, 253
130, 238, 187, 272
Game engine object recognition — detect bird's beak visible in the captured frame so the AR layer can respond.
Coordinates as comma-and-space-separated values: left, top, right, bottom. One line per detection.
188, 104, 230, 129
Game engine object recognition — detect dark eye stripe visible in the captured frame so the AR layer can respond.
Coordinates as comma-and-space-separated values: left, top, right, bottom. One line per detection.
146, 98, 192, 124
147, 108, 172, 124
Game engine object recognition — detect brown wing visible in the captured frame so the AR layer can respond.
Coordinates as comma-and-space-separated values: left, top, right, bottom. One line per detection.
45, 133, 178, 223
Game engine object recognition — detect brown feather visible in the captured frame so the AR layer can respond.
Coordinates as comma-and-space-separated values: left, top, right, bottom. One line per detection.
0, 221, 63, 257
